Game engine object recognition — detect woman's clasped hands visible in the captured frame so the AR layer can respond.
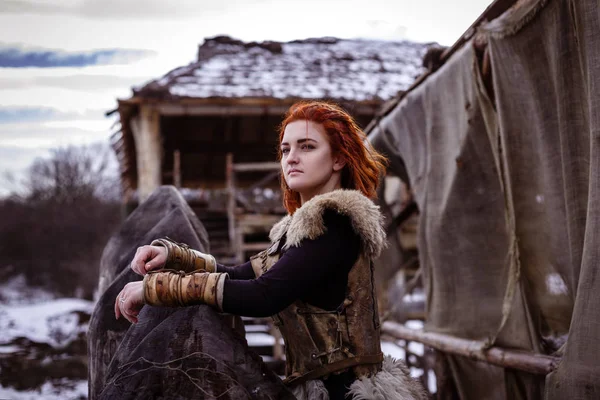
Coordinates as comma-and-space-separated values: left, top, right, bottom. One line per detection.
114, 245, 167, 324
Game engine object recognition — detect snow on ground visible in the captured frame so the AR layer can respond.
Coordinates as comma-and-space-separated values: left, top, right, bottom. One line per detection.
0, 276, 94, 347
0, 298, 94, 347
0, 275, 93, 399
0, 380, 87, 400
246, 332, 282, 346
0, 274, 55, 305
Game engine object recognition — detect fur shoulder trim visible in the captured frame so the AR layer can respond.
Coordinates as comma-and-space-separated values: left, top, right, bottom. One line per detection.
348, 355, 428, 400
269, 189, 386, 258
269, 215, 292, 244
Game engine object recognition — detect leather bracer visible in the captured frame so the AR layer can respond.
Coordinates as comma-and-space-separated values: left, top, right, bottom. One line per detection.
143, 270, 227, 311
151, 237, 216, 273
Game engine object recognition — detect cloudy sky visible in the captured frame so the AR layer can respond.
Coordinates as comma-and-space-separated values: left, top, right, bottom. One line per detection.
0, 0, 491, 191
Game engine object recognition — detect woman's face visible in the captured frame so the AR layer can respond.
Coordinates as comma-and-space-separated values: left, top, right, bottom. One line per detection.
280, 120, 345, 203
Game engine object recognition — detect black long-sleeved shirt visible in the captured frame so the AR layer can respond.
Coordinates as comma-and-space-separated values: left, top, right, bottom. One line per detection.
218, 210, 361, 317
218, 210, 362, 399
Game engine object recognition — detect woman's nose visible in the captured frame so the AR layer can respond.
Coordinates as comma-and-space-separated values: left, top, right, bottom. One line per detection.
286, 148, 299, 163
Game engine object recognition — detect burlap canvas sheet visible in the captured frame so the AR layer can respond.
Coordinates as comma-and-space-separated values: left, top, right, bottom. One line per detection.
368, 0, 600, 398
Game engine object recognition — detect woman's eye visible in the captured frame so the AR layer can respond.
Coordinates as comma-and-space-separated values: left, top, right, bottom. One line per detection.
281, 148, 289, 154
301, 144, 314, 150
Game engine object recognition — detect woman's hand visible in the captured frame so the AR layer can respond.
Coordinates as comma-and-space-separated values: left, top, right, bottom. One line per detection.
114, 281, 145, 324
130, 245, 167, 275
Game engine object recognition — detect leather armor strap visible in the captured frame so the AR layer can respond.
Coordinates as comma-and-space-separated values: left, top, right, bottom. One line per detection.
283, 352, 384, 387
151, 237, 216, 273
143, 270, 227, 311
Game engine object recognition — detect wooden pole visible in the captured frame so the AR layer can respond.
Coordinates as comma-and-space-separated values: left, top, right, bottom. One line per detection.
173, 149, 181, 188
130, 105, 162, 202
382, 321, 560, 375
226, 153, 238, 260
233, 162, 280, 172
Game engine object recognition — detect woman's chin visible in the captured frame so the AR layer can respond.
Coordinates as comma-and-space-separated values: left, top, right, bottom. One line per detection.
288, 185, 304, 193
286, 180, 305, 192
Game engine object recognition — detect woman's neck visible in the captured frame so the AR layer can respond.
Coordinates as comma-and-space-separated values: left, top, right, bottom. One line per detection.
299, 180, 342, 205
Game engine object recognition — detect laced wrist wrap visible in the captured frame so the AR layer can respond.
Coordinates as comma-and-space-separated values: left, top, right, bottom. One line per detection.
143, 270, 227, 311
151, 237, 216, 273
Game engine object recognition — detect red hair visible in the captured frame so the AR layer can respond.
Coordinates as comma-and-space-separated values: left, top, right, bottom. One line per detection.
278, 101, 388, 214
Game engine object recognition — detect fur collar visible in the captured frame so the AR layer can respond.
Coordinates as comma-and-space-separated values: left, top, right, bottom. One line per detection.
290, 356, 427, 400
269, 189, 386, 258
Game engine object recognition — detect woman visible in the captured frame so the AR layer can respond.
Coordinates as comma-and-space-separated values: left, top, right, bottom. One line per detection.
115, 101, 425, 400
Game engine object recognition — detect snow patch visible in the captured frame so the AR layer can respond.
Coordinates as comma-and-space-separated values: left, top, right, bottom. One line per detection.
0, 380, 87, 400
0, 275, 55, 306
151, 37, 430, 101
0, 276, 94, 348
0, 298, 93, 347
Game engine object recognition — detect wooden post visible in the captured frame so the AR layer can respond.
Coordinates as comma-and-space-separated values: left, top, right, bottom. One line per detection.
226, 153, 237, 261
382, 321, 560, 375
271, 324, 284, 361
173, 149, 181, 188
232, 162, 280, 172
130, 105, 162, 202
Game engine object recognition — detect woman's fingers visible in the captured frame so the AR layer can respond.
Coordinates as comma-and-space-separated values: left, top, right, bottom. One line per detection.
144, 246, 167, 273
131, 246, 148, 275
114, 289, 131, 322
114, 294, 121, 319
122, 308, 137, 324
131, 245, 167, 275
114, 281, 145, 324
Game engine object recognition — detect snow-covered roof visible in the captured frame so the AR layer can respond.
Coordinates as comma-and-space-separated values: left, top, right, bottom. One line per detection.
134, 36, 431, 102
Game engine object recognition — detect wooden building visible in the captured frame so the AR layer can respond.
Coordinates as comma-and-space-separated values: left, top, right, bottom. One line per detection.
110, 35, 429, 262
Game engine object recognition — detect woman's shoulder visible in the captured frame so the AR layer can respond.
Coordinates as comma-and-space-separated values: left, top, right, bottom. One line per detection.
272, 189, 387, 258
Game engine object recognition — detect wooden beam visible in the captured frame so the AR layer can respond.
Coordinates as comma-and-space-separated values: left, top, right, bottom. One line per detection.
119, 96, 384, 110
156, 103, 380, 117
233, 162, 280, 172
382, 321, 560, 375
226, 153, 236, 253
130, 105, 162, 202
157, 104, 290, 116
164, 142, 276, 154
173, 149, 181, 188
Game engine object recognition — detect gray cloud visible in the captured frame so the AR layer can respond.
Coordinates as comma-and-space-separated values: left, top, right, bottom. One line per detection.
0, 124, 110, 141
0, 107, 108, 124
0, 44, 156, 67
0, 0, 256, 19
0, 74, 152, 91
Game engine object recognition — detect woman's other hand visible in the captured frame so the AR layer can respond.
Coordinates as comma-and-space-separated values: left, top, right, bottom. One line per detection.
114, 281, 144, 324
130, 245, 167, 275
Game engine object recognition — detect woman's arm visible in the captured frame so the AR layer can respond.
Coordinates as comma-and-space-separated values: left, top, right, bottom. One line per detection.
116, 210, 360, 323
129, 239, 255, 279
216, 261, 255, 280
222, 210, 360, 317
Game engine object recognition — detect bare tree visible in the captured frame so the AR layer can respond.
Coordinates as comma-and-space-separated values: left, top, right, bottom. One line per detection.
0, 143, 122, 298
16, 143, 119, 203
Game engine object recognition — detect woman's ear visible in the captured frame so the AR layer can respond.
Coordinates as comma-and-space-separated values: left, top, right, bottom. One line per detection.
333, 156, 346, 172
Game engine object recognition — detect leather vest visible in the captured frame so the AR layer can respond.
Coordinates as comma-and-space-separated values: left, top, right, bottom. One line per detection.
250, 234, 383, 387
